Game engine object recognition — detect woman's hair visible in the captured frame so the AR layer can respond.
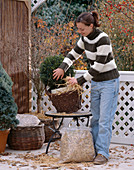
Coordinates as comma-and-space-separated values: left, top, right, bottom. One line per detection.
75, 11, 101, 27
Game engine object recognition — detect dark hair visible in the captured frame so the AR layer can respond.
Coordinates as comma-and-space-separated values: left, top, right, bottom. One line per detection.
75, 11, 101, 27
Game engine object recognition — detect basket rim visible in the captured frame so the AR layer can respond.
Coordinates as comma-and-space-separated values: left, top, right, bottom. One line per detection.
13, 123, 44, 128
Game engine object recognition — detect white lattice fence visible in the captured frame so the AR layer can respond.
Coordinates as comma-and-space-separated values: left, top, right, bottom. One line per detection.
31, 70, 134, 145
31, 0, 46, 12
111, 72, 134, 145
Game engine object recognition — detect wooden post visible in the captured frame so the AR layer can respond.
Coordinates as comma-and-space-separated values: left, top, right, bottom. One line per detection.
0, 0, 30, 113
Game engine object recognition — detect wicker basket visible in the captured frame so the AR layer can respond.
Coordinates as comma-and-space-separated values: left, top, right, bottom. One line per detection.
40, 118, 59, 143
7, 124, 45, 150
46, 89, 82, 113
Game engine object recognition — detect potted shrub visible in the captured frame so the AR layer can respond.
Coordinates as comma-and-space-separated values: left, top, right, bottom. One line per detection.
40, 55, 82, 113
0, 62, 19, 153
40, 55, 75, 91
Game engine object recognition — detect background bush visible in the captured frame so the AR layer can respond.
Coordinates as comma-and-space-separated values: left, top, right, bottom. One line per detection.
32, 0, 133, 71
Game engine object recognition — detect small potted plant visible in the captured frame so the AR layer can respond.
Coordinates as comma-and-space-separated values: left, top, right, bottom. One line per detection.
40, 55, 82, 113
0, 62, 19, 153
40, 55, 75, 91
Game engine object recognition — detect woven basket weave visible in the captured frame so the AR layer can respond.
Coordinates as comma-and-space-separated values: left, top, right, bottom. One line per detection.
46, 89, 82, 113
40, 118, 59, 143
7, 124, 45, 150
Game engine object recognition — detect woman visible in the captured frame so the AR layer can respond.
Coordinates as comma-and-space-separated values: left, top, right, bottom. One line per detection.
53, 11, 120, 165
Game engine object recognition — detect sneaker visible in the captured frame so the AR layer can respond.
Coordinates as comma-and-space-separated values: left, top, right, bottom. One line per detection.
93, 154, 108, 165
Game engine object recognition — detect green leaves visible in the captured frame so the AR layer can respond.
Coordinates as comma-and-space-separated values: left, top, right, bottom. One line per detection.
40, 55, 75, 90
0, 62, 19, 131
32, 0, 89, 27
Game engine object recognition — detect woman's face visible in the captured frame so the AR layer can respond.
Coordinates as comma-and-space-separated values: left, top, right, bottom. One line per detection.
76, 22, 93, 37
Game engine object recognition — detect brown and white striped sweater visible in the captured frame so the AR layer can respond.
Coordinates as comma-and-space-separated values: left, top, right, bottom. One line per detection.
59, 28, 119, 85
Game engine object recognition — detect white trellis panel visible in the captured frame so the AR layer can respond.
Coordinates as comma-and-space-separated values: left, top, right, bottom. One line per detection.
31, 0, 46, 13
31, 71, 134, 145
111, 71, 134, 145
30, 84, 56, 113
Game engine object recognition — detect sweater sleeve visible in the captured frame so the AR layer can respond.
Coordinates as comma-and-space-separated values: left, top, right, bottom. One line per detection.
59, 37, 85, 72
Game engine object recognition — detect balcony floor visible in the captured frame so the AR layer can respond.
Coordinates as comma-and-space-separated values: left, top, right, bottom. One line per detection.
0, 141, 134, 170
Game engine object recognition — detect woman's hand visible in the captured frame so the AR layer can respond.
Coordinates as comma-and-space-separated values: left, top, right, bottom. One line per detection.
53, 68, 64, 80
67, 77, 78, 85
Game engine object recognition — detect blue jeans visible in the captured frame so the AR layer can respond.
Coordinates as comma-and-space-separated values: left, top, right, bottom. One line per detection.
90, 78, 119, 159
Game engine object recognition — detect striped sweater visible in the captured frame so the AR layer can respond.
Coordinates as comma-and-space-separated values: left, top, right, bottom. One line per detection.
59, 28, 119, 85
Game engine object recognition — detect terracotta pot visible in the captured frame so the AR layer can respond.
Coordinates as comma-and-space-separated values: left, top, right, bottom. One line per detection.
0, 129, 10, 153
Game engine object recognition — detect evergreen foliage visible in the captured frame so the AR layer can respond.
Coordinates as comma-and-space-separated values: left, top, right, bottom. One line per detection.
32, 0, 92, 27
0, 62, 19, 131
40, 55, 75, 91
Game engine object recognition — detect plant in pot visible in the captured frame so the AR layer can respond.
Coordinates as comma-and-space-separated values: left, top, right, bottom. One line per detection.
0, 62, 19, 153
40, 55, 82, 113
